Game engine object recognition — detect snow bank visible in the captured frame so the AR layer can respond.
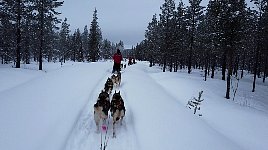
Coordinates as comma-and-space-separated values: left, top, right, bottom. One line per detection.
148, 62, 268, 150
122, 62, 242, 150
0, 62, 112, 150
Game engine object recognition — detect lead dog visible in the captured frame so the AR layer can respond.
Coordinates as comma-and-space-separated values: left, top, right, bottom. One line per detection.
110, 91, 125, 137
94, 91, 110, 132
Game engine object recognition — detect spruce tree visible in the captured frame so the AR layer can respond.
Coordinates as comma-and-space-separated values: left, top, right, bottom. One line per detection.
82, 25, 89, 59
88, 8, 102, 62
145, 14, 160, 67
101, 39, 112, 60
59, 18, 70, 63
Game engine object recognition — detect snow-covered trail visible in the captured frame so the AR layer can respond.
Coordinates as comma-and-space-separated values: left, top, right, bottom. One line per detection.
64, 67, 139, 150
65, 62, 243, 150
1, 61, 267, 150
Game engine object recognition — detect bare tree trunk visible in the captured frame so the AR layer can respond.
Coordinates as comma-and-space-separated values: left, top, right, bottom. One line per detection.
204, 52, 209, 81
149, 55, 153, 67
226, 34, 235, 99
163, 54, 166, 72
222, 49, 227, 80
241, 50, 246, 79
25, 48, 30, 64
263, 54, 267, 83
188, 42, 193, 74
16, 0, 21, 68
169, 57, 173, 72
39, 0, 44, 70
211, 56, 215, 79
234, 56, 239, 77
73, 47, 76, 62
226, 49, 234, 99
252, 45, 259, 92
174, 60, 178, 72
205, 64, 208, 81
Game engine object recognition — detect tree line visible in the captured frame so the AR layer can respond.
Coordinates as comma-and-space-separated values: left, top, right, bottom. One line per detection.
0, 1, 124, 69
133, 0, 268, 98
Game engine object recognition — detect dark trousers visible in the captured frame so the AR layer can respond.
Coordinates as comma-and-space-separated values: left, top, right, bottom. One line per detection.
113, 62, 121, 73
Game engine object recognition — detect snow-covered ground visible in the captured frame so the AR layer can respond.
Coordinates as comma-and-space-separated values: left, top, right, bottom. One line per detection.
0, 61, 267, 150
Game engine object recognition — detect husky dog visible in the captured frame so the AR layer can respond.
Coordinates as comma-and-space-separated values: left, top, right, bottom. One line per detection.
110, 91, 125, 137
104, 78, 113, 94
111, 72, 121, 86
94, 91, 110, 131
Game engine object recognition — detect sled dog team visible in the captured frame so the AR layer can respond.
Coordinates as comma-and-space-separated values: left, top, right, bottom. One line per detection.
94, 72, 125, 138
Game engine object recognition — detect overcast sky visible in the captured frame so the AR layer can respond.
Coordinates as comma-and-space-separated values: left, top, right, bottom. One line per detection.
58, 0, 252, 49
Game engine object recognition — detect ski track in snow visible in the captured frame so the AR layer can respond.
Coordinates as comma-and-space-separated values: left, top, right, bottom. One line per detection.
64, 69, 139, 150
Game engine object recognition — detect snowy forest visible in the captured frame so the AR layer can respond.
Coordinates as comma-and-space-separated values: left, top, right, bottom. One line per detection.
1, 1, 268, 150
135, 0, 268, 98
1, 0, 268, 98
0, 0, 124, 68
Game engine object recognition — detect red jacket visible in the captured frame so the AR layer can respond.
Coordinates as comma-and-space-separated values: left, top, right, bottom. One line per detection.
113, 53, 122, 64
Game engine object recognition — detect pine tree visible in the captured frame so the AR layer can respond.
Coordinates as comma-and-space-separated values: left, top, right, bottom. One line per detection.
206, 0, 222, 79
186, 0, 204, 74
218, 0, 246, 99
174, 1, 187, 71
101, 39, 112, 60
70, 31, 77, 62
1, 0, 27, 67
0, 0, 16, 64
117, 40, 124, 51
145, 14, 160, 67
262, 3, 268, 82
59, 18, 70, 63
251, 0, 267, 91
75, 29, 83, 62
159, 0, 176, 72
88, 8, 102, 62
33, 0, 63, 70
82, 25, 89, 59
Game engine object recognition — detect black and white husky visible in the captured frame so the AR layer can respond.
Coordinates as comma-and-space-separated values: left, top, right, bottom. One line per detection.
94, 91, 110, 132
110, 91, 125, 137
104, 78, 113, 94
111, 72, 121, 86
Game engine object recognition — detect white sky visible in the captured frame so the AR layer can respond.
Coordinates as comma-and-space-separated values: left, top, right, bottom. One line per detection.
58, 0, 252, 49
